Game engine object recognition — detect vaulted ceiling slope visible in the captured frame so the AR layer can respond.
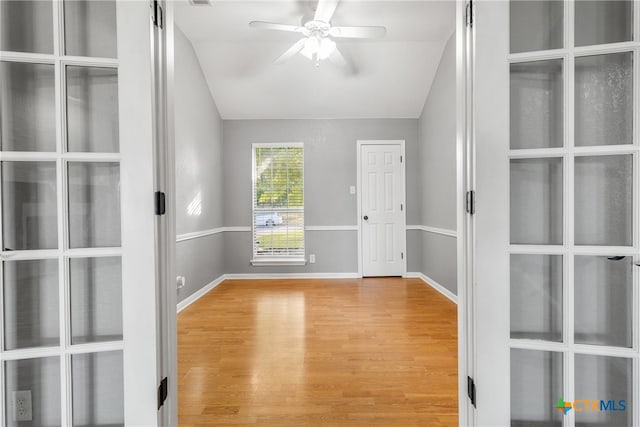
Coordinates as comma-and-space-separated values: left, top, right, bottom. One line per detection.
174, 0, 455, 120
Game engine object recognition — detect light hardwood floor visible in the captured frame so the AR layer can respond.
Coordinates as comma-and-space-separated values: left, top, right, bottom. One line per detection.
178, 278, 458, 426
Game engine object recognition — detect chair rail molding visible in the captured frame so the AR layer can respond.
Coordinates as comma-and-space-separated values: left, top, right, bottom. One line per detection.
406, 225, 457, 238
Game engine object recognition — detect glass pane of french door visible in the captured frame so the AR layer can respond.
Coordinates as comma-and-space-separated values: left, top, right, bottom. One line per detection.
0, 1, 123, 425
0, 61, 56, 152
511, 348, 564, 426
506, 0, 638, 425
574, 1, 633, 47
0, 0, 54, 54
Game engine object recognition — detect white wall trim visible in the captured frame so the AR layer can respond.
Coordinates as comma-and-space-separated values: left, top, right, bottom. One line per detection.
250, 258, 307, 267
176, 227, 225, 242
225, 273, 361, 280
224, 226, 252, 232
405, 272, 458, 304
406, 225, 457, 238
177, 274, 226, 313
176, 226, 251, 242
176, 225, 360, 242
305, 225, 358, 231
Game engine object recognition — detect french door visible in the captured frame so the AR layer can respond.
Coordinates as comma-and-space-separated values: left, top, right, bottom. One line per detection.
0, 1, 163, 425
474, 0, 639, 425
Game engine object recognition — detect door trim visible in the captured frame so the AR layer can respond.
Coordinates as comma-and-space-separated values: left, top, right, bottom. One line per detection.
457, 0, 474, 424
356, 140, 407, 277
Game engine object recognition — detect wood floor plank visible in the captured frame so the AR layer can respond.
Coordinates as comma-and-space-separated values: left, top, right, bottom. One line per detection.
178, 278, 458, 426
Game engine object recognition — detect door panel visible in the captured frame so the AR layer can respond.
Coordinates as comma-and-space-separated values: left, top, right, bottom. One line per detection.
360, 143, 405, 276
1, 0, 161, 424
475, 0, 639, 424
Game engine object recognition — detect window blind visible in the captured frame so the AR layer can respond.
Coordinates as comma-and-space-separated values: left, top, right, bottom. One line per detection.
252, 143, 304, 260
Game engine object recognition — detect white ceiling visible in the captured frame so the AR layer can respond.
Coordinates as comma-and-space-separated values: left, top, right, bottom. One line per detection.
174, 1, 455, 120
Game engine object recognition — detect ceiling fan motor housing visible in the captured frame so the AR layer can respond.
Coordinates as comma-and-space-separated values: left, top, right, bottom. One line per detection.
303, 20, 331, 38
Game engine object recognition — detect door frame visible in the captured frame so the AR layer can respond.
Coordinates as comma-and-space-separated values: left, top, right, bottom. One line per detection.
356, 140, 407, 277
456, 0, 474, 425
150, 0, 178, 425
158, 2, 473, 425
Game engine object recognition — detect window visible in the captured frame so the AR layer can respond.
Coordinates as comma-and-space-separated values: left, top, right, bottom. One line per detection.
252, 143, 305, 265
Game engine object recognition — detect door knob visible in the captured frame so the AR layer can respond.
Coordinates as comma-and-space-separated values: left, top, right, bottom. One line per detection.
363, 215, 369, 220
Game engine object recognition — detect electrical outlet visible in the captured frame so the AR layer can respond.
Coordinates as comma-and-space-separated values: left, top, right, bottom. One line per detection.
309, 254, 316, 264
349, 185, 356, 195
12, 390, 32, 422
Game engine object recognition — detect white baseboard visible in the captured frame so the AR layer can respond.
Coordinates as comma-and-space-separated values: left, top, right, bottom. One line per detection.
225, 272, 361, 280
405, 272, 457, 304
177, 275, 226, 313
176, 272, 362, 313
177, 272, 455, 313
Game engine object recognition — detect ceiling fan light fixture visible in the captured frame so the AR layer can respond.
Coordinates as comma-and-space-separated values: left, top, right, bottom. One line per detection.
301, 37, 320, 59
319, 38, 336, 59
249, 0, 386, 69
300, 37, 336, 61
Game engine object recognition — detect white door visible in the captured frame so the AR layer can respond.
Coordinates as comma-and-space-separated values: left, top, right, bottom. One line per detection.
0, 1, 162, 425
473, 0, 639, 425
358, 141, 406, 277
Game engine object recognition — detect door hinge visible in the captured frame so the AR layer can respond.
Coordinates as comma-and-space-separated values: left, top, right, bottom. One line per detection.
401, 252, 404, 260
466, 1, 474, 27
152, 0, 164, 28
400, 203, 404, 211
467, 376, 476, 407
158, 377, 168, 409
466, 190, 475, 215
155, 191, 166, 215
400, 155, 403, 163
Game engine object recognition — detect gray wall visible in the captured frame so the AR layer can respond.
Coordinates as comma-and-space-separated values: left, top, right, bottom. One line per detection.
222, 118, 420, 274
174, 26, 225, 302
417, 32, 458, 295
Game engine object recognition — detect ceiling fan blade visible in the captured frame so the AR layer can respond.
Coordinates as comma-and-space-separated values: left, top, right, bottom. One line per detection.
328, 46, 348, 67
249, 21, 304, 33
275, 39, 307, 64
314, 0, 339, 23
329, 26, 387, 39
328, 47, 357, 74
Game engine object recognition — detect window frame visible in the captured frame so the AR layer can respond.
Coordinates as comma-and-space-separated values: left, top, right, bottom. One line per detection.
250, 142, 306, 266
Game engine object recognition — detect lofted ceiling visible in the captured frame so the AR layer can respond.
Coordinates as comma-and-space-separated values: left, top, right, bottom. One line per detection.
174, 0, 456, 120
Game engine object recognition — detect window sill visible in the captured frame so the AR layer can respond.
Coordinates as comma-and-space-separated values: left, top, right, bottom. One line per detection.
250, 258, 307, 267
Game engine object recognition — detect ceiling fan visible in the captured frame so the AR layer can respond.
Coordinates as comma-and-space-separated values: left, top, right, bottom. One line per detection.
249, 0, 387, 68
